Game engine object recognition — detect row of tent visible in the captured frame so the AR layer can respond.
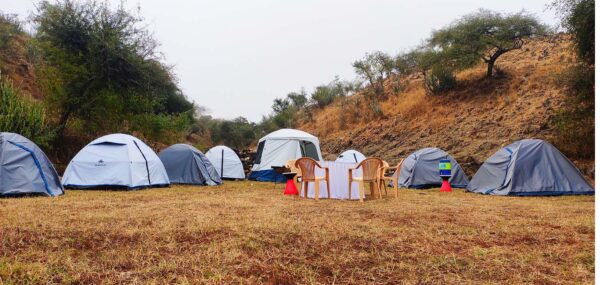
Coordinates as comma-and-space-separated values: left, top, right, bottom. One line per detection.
0, 132, 245, 197
245, 129, 593, 196
0, 129, 594, 197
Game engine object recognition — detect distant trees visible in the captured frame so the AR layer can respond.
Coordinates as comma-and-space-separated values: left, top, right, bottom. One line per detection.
311, 77, 357, 108
352, 52, 394, 98
208, 117, 257, 150
428, 10, 546, 77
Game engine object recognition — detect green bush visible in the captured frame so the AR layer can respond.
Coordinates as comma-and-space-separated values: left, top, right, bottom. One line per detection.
424, 66, 456, 95
0, 76, 53, 147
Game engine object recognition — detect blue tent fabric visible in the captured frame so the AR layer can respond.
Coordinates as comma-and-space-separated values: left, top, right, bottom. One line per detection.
467, 139, 594, 196
0, 132, 64, 197
398, 147, 470, 189
159, 144, 222, 186
248, 169, 286, 183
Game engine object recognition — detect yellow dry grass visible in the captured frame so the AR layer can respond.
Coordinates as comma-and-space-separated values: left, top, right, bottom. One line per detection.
0, 181, 594, 284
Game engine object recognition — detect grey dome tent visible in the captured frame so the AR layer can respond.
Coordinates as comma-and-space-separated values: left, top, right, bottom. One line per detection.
159, 144, 222, 186
467, 139, 594, 196
62, 134, 170, 189
398, 147, 469, 188
0, 132, 63, 197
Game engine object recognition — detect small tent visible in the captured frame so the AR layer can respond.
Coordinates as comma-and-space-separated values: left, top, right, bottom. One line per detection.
159, 144, 222, 185
398, 147, 469, 188
62, 133, 169, 189
467, 139, 594, 196
249, 128, 323, 182
206, 145, 245, 179
0, 132, 64, 197
335, 149, 366, 163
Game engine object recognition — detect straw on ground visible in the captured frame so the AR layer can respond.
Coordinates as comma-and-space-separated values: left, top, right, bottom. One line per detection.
0, 181, 594, 284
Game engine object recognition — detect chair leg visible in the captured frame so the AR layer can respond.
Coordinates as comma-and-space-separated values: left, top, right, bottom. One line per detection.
326, 178, 331, 199
314, 180, 320, 201
376, 181, 383, 199
394, 178, 398, 198
348, 180, 352, 200
358, 182, 364, 203
304, 181, 308, 198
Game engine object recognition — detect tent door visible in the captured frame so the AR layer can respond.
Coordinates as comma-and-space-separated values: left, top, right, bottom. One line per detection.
254, 141, 265, 164
300, 141, 319, 160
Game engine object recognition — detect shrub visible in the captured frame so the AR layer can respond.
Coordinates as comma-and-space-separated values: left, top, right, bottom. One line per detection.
424, 66, 456, 95
0, 76, 53, 147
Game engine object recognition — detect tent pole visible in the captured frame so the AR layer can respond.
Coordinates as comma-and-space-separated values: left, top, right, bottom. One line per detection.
220, 149, 224, 179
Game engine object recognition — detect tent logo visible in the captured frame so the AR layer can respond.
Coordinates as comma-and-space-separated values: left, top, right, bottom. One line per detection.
95, 159, 106, 167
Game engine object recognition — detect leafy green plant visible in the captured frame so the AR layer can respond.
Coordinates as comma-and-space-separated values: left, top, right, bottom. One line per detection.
424, 66, 456, 95
0, 76, 53, 147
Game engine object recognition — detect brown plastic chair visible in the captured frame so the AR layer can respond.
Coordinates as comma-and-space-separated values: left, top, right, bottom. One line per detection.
378, 159, 404, 198
295, 157, 330, 200
348, 157, 384, 202
285, 159, 301, 191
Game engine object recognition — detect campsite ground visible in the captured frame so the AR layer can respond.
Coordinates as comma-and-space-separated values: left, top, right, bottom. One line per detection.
0, 181, 594, 284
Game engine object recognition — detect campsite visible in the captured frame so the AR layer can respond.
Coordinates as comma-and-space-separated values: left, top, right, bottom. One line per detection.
0, 0, 596, 284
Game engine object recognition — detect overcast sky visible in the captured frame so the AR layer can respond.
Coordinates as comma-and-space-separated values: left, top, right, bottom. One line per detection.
4, 0, 559, 122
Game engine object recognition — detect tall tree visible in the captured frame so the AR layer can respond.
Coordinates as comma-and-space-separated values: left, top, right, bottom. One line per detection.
428, 10, 546, 77
33, 0, 193, 138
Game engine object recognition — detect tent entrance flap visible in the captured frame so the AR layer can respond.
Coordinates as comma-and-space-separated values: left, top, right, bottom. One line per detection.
254, 141, 265, 164
300, 141, 319, 160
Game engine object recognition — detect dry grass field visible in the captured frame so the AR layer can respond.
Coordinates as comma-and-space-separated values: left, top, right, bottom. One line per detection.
0, 181, 594, 284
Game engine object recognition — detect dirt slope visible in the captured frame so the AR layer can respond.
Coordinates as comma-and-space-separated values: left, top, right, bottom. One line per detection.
299, 34, 593, 179
0, 34, 43, 99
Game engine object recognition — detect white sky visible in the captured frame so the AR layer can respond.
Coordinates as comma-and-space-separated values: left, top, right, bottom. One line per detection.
3, 0, 559, 122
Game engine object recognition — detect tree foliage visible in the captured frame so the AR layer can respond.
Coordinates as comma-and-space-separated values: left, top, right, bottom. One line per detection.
551, 0, 594, 65
33, 0, 194, 139
549, 0, 595, 159
428, 9, 546, 77
352, 51, 394, 97
0, 13, 23, 50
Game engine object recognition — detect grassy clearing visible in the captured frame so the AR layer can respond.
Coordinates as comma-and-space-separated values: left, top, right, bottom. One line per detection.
0, 181, 594, 284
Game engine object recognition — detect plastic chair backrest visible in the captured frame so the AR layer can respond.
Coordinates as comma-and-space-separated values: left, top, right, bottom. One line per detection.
295, 157, 318, 180
357, 157, 383, 181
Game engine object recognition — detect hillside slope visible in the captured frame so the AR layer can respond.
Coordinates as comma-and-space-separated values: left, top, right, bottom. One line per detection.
299, 35, 594, 179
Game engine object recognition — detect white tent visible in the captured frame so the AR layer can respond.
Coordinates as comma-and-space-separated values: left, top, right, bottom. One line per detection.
206, 145, 245, 179
62, 133, 170, 189
335, 149, 366, 163
249, 129, 322, 182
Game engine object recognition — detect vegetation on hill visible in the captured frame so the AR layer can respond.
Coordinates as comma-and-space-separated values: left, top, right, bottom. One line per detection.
549, 0, 594, 158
